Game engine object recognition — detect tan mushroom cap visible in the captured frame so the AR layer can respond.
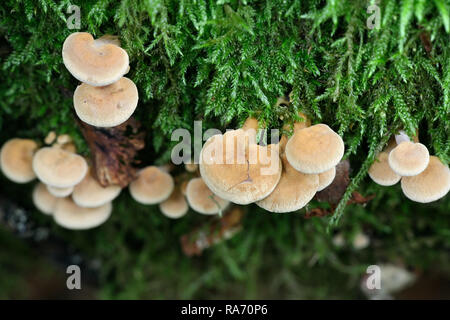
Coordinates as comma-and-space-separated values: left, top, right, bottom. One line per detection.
32, 183, 58, 215
401, 156, 450, 203
0, 138, 37, 183
72, 171, 121, 208
129, 166, 174, 204
199, 129, 282, 205
53, 197, 112, 230
186, 177, 229, 215
62, 32, 129, 86
32, 147, 88, 188
317, 166, 336, 191
368, 152, 401, 186
47, 185, 74, 198
256, 154, 319, 213
73, 77, 138, 127
285, 124, 344, 174
159, 188, 188, 219
388, 141, 429, 176
185, 162, 198, 173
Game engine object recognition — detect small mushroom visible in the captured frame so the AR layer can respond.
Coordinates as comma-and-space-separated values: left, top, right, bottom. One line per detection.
401, 156, 450, 203
184, 162, 198, 173
368, 152, 401, 186
73, 77, 139, 127
32, 183, 58, 215
32, 147, 88, 188
47, 185, 74, 198
53, 197, 112, 230
159, 188, 188, 219
62, 32, 129, 86
256, 136, 318, 213
186, 177, 229, 215
44, 131, 56, 145
129, 166, 174, 204
72, 170, 121, 208
317, 167, 336, 191
199, 129, 282, 204
0, 138, 37, 183
56, 134, 72, 145
285, 124, 344, 174
388, 141, 429, 176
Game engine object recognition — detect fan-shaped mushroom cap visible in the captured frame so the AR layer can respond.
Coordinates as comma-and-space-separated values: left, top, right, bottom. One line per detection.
368, 152, 401, 186
72, 171, 121, 208
62, 32, 129, 86
129, 166, 174, 204
32, 183, 58, 215
47, 185, 74, 198
32, 147, 88, 188
256, 154, 319, 213
53, 197, 112, 230
401, 156, 450, 203
0, 138, 37, 183
73, 77, 138, 127
159, 188, 188, 219
317, 167, 336, 191
186, 177, 229, 215
388, 141, 429, 176
285, 124, 344, 174
199, 129, 282, 205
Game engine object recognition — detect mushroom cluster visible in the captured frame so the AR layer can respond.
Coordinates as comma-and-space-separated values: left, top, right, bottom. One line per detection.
62, 32, 138, 127
129, 164, 230, 219
369, 130, 450, 203
198, 110, 345, 213
1, 133, 122, 230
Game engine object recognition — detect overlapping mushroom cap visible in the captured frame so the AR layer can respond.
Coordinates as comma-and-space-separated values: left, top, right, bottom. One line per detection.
62, 32, 129, 86
256, 154, 319, 213
285, 124, 344, 174
129, 166, 174, 204
73, 77, 138, 127
32, 147, 88, 188
401, 156, 450, 203
199, 129, 282, 205
32, 183, 58, 215
72, 171, 121, 208
159, 188, 188, 218
0, 138, 37, 183
186, 177, 229, 215
317, 167, 336, 191
54, 197, 112, 230
388, 141, 429, 176
369, 151, 401, 186
47, 185, 74, 198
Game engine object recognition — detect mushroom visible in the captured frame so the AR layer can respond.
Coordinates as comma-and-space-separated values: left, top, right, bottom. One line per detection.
44, 131, 56, 145
129, 166, 174, 204
56, 134, 72, 145
285, 123, 344, 174
62, 32, 129, 86
0, 138, 37, 183
401, 156, 450, 203
32, 183, 58, 215
199, 129, 282, 204
186, 177, 229, 215
159, 188, 188, 219
185, 162, 198, 173
256, 136, 319, 213
47, 185, 74, 198
388, 141, 429, 176
72, 170, 121, 208
53, 197, 112, 230
32, 147, 88, 188
317, 167, 336, 191
73, 77, 138, 127
368, 151, 401, 186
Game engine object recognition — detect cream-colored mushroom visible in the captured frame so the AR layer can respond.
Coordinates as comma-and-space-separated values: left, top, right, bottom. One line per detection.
159, 188, 188, 219
47, 185, 74, 198
62, 32, 129, 86
369, 152, 401, 186
0, 138, 37, 183
129, 166, 174, 204
72, 170, 121, 208
388, 141, 429, 176
32, 183, 58, 215
186, 177, 229, 215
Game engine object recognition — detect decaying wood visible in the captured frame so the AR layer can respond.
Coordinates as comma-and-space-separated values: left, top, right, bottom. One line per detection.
315, 159, 350, 204
77, 116, 145, 188
180, 207, 245, 257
